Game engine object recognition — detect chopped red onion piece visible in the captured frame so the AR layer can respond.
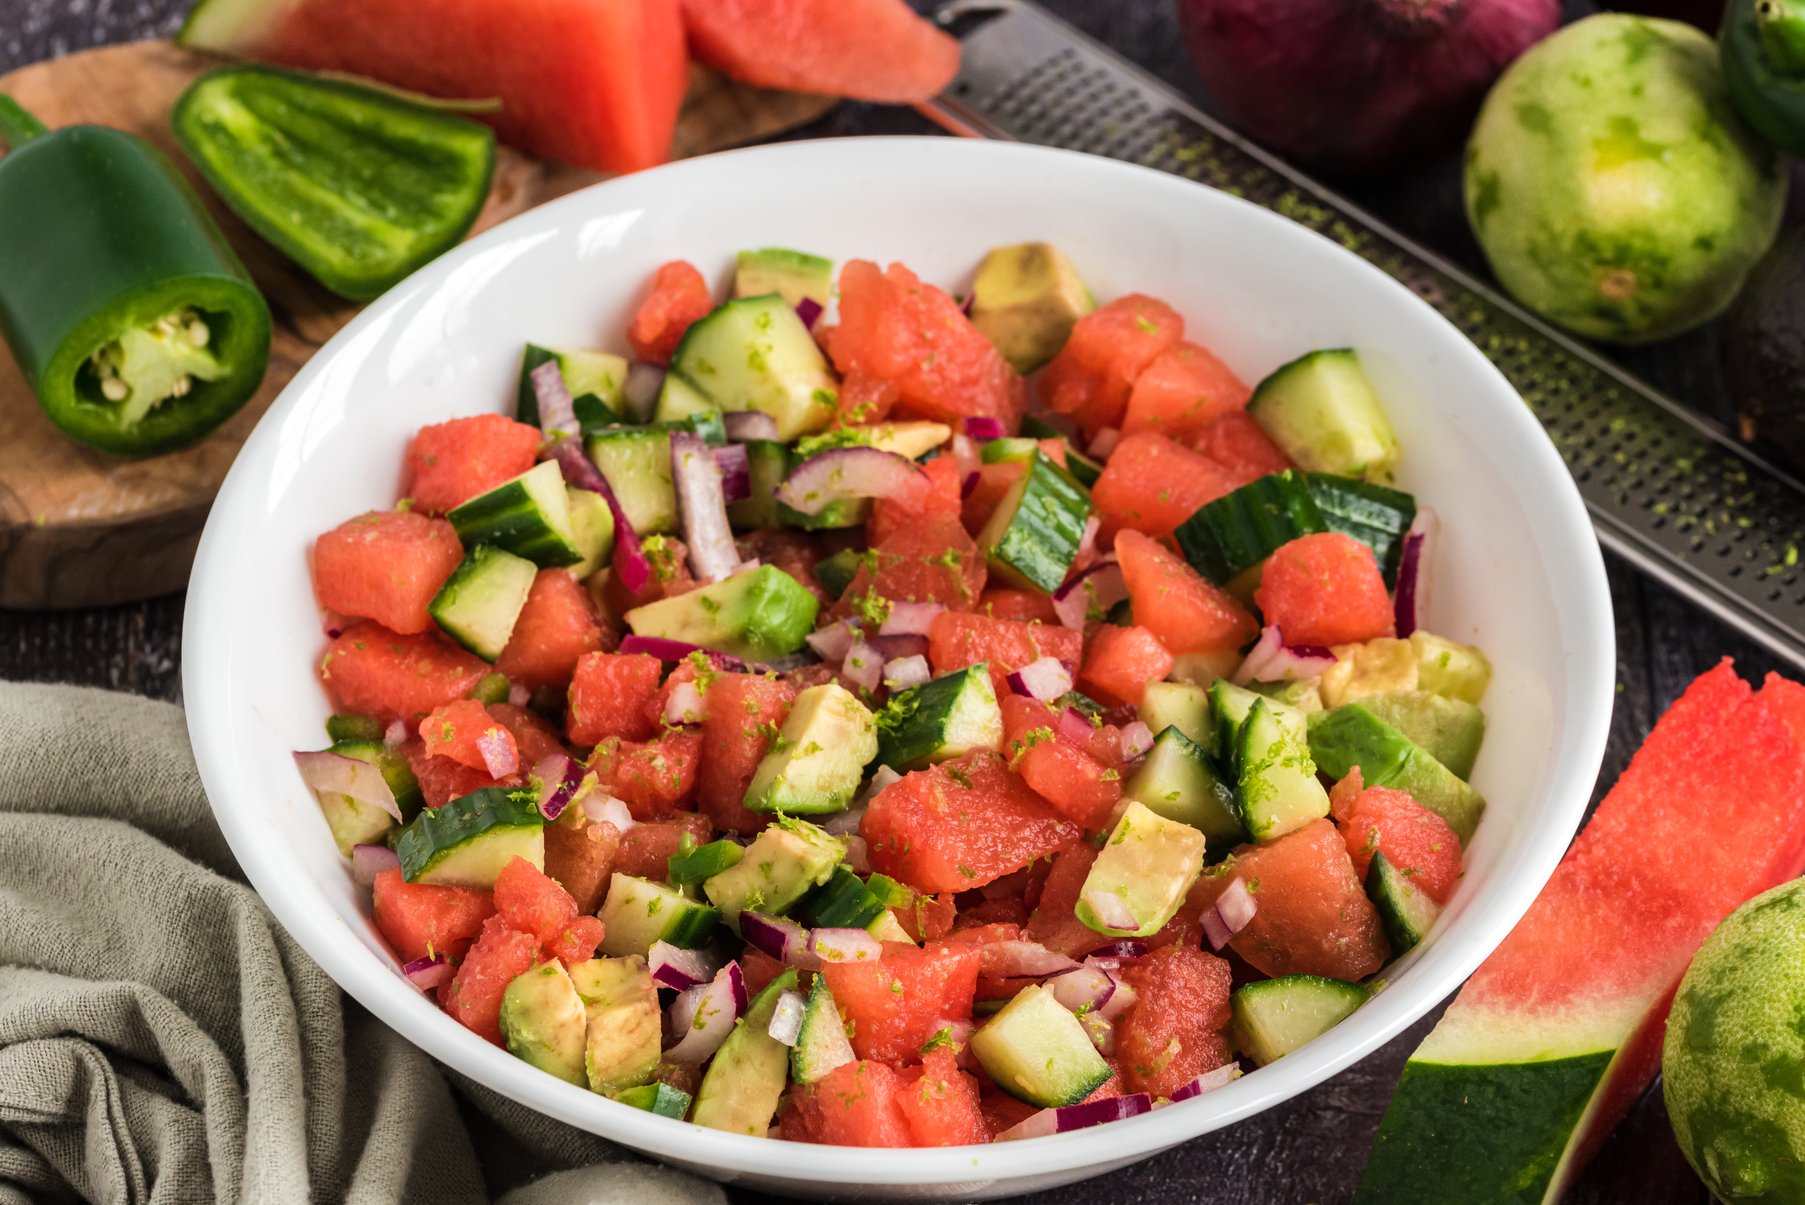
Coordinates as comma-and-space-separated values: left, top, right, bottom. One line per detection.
1081, 1010, 1116, 1054
804, 993, 858, 1078
883, 655, 932, 690
768, 988, 808, 1046
842, 834, 871, 874
1097, 976, 1138, 1022
618, 635, 751, 671
1119, 721, 1154, 761
879, 600, 943, 636
1051, 560, 1128, 631
963, 416, 1006, 441
294, 749, 403, 822
530, 359, 579, 437
722, 410, 780, 442
383, 719, 408, 750
808, 927, 883, 964
544, 435, 650, 595
507, 683, 531, 707
776, 446, 924, 516
1055, 706, 1094, 748
1201, 908, 1233, 952
794, 297, 824, 329
584, 793, 635, 833
824, 803, 868, 837
960, 292, 974, 318
1394, 507, 1438, 638
671, 432, 740, 584
476, 727, 518, 779
1231, 624, 1339, 686
1044, 964, 1116, 1014
350, 843, 400, 887
1080, 887, 1139, 933
1202, 878, 1257, 951
402, 953, 452, 990
805, 618, 860, 663
662, 678, 708, 726
950, 433, 982, 476
1007, 656, 1074, 701
622, 362, 663, 423
996, 1092, 1154, 1141
664, 962, 747, 1063
857, 765, 904, 808
986, 940, 1081, 978
531, 752, 584, 821
842, 640, 883, 693
1076, 514, 1101, 563
649, 940, 718, 991
712, 443, 751, 504
1169, 1062, 1242, 1101
741, 912, 818, 971
1090, 941, 1149, 960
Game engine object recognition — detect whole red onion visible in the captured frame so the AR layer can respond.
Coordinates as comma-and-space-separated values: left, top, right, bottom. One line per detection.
1177, 0, 1561, 179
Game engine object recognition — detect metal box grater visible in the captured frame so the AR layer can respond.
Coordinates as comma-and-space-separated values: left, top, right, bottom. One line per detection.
924, 0, 1805, 670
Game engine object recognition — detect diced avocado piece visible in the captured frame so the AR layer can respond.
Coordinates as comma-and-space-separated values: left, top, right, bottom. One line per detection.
499, 960, 588, 1086
586, 426, 678, 535
874, 664, 1005, 772
799, 864, 890, 929
1307, 703, 1486, 843
428, 544, 538, 661
652, 371, 720, 425
703, 818, 845, 922
867, 909, 914, 944
1368, 851, 1442, 955
596, 873, 722, 956
1076, 800, 1208, 938
395, 786, 544, 888
1169, 647, 1243, 690
745, 684, 878, 814
1124, 726, 1245, 849
612, 1081, 693, 1118
566, 487, 615, 579
693, 969, 800, 1135
812, 547, 865, 599
623, 564, 820, 661
667, 838, 745, 886
734, 247, 833, 311
1318, 637, 1417, 708
970, 984, 1113, 1107
671, 295, 837, 442
975, 449, 1092, 593
1247, 349, 1401, 480
518, 344, 626, 430
1248, 678, 1326, 714
790, 975, 857, 1085
727, 438, 789, 531
1237, 697, 1332, 843
1410, 631, 1493, 704
1138, 681, 1213, 751
569, 956, 662, 1094
968, 242, 1095, 374
447, 460, 584, 567
1231, 974, 1369, 1067
1359, 691, 1485, 780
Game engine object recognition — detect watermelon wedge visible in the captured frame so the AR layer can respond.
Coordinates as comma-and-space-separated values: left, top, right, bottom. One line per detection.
680, 0, 960, 103
179, 0, 688, 174
1356, 661, 1805, 1203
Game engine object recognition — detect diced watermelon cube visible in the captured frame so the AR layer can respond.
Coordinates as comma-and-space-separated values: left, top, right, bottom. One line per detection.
543, 816, 622, 914
862, 751, 1080, 893
567, 652, 663, 745
926, 611, 1083, 699
1330, 770, 1462, 905
494, 855, 580, 946
613, 814, 715, 881
311, 509, 464, 636
371, 866, 495, 964
977, 587, 1060, 625
1255, 532, 1395, 647
1002, 695, 1121, 829
628, 260, 715, 366
320, 622, 489, 722
403, 739, 513, 809
403, 414, 544, 515
1024, 843, 1112, 958
784, 1059, 916, 1147
1115, 528, 1258, 656
1078, 624, 1173, 707
829, 516, 986, 623
1114, 944, 1234, 1099
487, 702, 567, 767
1121, 340, 1250, 441
1188, 409, 1293, 486
495, 569, 605, 692
740, 948, 790, 1001
442, 914, 541, 1045
870, 455, 965, 547
822, 941, 981, 1063
1040, 294, 1184, 438
592, 728, 704, 820
891, 888, 959, 944
697, 671, 797, 833
681, 0, 961, 105
980, 1085, 1041, 1139
1091, 431, 1239, 542
898, 1047, 989, 1146
418, 699, 518, 773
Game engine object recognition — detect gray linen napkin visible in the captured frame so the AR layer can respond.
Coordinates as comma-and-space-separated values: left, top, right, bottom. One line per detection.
0, 682, 723, 1205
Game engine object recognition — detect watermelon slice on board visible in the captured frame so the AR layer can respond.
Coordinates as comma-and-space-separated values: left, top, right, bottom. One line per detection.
178, 0, 688, 174
680, 0, 960, 104
1356, 661, 1805, 1203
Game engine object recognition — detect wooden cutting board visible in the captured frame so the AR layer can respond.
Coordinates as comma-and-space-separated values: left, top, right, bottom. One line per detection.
0, 41, 836, 610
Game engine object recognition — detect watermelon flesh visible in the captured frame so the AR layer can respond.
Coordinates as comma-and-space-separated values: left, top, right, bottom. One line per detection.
180, 0, 688, 174
1357, 662, 1805, 1203
681, 0, 960, 104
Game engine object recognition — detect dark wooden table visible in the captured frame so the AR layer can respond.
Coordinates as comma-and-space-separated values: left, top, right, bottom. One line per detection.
0, 1, 1764, 1200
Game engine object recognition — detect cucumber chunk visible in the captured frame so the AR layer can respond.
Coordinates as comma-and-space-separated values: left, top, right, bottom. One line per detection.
1247, 349, 1400, 480
597, 873, 722, 955
1175, 469, 1326, 583
586, 426, 678, 535
744, 683, 878, 814
329, 738, 423, 818
1236, 698, 1331, 842
812, 547, 864, 599
652, 371, 720, 425
1358, 691, 1485, 780
727, 438, 789, 531
325, 713, 382, 743
1076, 800, 1208, 938
1208, 679, 1274, 773
799, 865, 891, 930
671, 295, 837, 441
874, 664, 1005, 772
975, 449, 1092, 593
1019, 414, 1104, 486
970, 985, 1113, 1107
623, 564, 820, 661
791, 975, 857, 1085
666, 838, 745, 886
396, 786, 543, 887
1231, 974, 1370, 1066
1368, 851, 1442, 954
569, 955, 661, 1095
693, 969, 800, 1134
428, 544, 537, 661
703, 818, 844, 923
517, 344, 625, 430
734, 247, 833, 311
565, 487, 615, 578
1307, 703, 1486, 843
499, 960, 588, 1086
1137, 681, 1213, 752
1306, 474, 1417, 586
611, 1081, 693, 1119
447, 460, 584, 567
1123, 725, 1245, 849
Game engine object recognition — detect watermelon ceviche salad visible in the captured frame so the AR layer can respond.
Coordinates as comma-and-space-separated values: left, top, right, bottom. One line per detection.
298, 243, 1493, 1144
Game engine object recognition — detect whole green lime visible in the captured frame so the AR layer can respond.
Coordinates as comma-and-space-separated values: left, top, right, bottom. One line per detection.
1464, 14, 1785, 343
1664, 878, 1805, 1201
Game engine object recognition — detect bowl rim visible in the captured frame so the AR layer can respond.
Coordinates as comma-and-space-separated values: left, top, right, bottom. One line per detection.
183, 135, 1614, 1188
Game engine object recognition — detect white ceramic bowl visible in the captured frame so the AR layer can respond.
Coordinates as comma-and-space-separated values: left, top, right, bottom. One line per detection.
183, 137, 1613, 1201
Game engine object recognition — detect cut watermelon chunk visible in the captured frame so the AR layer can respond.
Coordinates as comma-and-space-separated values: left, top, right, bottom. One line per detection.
1091, 431, 1240, 542
926, 611, 1083, 700
629, 261, 714, 366
418, 699, 517, 772
784, 1059, 916, 1147
495, 569, 605, 693
442, 913, 540, 1045
1357, 662, 1805, 1203
180, 0, 688, 174
591, 728, 704, 820
403, 415, 544, 516
311, 509, 464, 636
1040, 295, 1184, 438
1121, 340, 1250, 441
320, 622, 489, 722
1077, 624, 1173, 707
1115, 529, 1258, 656
542, 816, 621, 914
371, 866, 494, 964
613, 814, 714, 881
681, 0, 960, 104
822, 941, 981, 1063
696, 671, 796, 833
1256, 532, 1395, 648
829, 516, 987, 623
898, 1047, 989, 1146
567, 652, 663, 745
1114, 944, 1234, 1099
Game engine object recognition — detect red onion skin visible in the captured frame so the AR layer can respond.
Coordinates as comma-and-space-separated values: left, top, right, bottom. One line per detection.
1177, 0, 1560, 178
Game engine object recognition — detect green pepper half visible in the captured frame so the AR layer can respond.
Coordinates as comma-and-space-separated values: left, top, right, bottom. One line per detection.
1722, 0, 1805, 157
0, 97, 271, 456
171, 66, 496, 302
